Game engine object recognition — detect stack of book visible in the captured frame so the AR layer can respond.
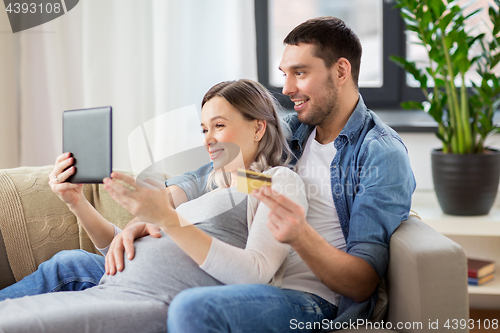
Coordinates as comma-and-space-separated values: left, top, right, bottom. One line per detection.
468, 258, 495, 286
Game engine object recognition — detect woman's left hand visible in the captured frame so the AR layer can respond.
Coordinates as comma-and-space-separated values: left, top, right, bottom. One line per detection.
103, 172, 180, 228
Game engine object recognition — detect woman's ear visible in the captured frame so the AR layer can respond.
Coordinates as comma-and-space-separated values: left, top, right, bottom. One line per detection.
254, 120, 267, 141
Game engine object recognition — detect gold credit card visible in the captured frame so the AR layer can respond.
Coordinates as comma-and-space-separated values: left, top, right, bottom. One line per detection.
237, 169, 272, 194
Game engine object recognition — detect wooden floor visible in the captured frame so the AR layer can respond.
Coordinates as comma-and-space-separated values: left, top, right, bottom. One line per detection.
469, 309, 500, 332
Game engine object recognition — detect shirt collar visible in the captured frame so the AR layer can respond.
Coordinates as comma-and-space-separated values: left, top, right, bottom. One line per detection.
337, 93, 367, 144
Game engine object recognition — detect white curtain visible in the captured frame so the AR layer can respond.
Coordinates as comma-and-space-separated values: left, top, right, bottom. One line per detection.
0, 0, 257, 170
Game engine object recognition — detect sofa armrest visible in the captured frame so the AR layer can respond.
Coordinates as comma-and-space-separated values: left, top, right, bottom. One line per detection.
384, 215, 469, 332
0, 166, 148, 287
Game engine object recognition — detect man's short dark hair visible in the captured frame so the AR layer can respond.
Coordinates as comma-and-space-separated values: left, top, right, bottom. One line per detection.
284, 16, 362, 87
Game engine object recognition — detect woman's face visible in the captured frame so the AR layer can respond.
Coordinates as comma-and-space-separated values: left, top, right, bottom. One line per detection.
201, 96, 262, 172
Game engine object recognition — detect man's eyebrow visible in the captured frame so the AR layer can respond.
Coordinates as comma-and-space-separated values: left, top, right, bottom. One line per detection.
278, 64, 309, 72
200, 115, 228, 126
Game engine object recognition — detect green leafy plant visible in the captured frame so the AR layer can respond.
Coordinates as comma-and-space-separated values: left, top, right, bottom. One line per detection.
391, 0, 500, 153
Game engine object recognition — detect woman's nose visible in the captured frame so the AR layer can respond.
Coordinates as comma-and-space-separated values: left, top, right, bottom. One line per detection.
204, 131, 216, 147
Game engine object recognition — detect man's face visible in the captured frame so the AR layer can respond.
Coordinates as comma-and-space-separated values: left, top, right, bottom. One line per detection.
279, 43, 339, 127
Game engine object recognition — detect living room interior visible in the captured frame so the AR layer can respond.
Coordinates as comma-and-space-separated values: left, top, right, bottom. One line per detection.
0, 0, 499, 332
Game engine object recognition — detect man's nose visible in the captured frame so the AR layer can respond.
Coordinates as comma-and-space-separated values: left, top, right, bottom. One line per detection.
282, 76, 297, 97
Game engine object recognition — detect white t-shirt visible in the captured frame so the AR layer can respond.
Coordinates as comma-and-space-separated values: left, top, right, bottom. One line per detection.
281, 127, 347, 306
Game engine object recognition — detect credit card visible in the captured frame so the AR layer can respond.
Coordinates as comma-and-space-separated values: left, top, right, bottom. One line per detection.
236, 169, 272, 194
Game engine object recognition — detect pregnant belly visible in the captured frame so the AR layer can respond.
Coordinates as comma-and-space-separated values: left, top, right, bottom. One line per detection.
100, 233, 222, 303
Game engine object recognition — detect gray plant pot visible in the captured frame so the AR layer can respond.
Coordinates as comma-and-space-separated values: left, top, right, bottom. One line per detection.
431, 149, 500, 216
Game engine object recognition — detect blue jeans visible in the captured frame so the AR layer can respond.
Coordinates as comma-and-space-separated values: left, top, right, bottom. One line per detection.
168, 284, 338, 333
0, 249, 105, 302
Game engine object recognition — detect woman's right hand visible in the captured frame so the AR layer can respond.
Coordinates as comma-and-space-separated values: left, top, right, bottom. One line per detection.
49, 152, 84, 207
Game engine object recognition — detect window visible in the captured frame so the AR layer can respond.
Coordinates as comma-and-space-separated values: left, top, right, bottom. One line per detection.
255, 0, 424, 109
268, 0, 383, 88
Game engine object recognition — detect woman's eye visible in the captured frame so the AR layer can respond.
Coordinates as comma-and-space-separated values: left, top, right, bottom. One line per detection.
215, 124, 225, 129
201, 129, 208, 134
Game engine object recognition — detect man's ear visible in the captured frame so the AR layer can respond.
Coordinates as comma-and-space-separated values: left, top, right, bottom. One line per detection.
334, 57, 352, 87
254, 120, 267, 141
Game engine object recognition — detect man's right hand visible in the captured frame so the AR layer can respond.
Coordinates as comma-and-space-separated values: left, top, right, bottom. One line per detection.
104, 221, 162, 275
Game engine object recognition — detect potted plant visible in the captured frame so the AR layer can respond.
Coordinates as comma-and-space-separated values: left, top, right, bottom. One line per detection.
391, 0, 500, 215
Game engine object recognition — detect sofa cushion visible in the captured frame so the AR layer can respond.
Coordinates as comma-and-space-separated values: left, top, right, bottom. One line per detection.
0, 166, 139, 286
0, 228, 16, 289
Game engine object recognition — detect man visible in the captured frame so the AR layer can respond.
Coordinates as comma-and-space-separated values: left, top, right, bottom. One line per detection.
164, 16, 415, 331
0, 16, 415, 332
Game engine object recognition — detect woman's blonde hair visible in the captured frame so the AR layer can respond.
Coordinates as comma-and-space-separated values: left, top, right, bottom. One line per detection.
203, 79, 293, 189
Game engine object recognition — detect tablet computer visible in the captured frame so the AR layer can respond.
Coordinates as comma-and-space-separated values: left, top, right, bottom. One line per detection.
63, 106, 112, 183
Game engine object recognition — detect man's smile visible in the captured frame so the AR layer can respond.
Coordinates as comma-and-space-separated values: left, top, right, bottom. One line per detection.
292, 99, 310, 111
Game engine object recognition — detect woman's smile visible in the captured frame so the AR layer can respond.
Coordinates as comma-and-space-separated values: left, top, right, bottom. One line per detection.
209, 148, 225, 160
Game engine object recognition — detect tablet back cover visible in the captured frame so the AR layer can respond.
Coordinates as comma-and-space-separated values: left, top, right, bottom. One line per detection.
63, 106, 112, 183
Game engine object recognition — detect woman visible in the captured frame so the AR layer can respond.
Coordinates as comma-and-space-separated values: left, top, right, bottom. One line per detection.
0, 79, 307, 333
